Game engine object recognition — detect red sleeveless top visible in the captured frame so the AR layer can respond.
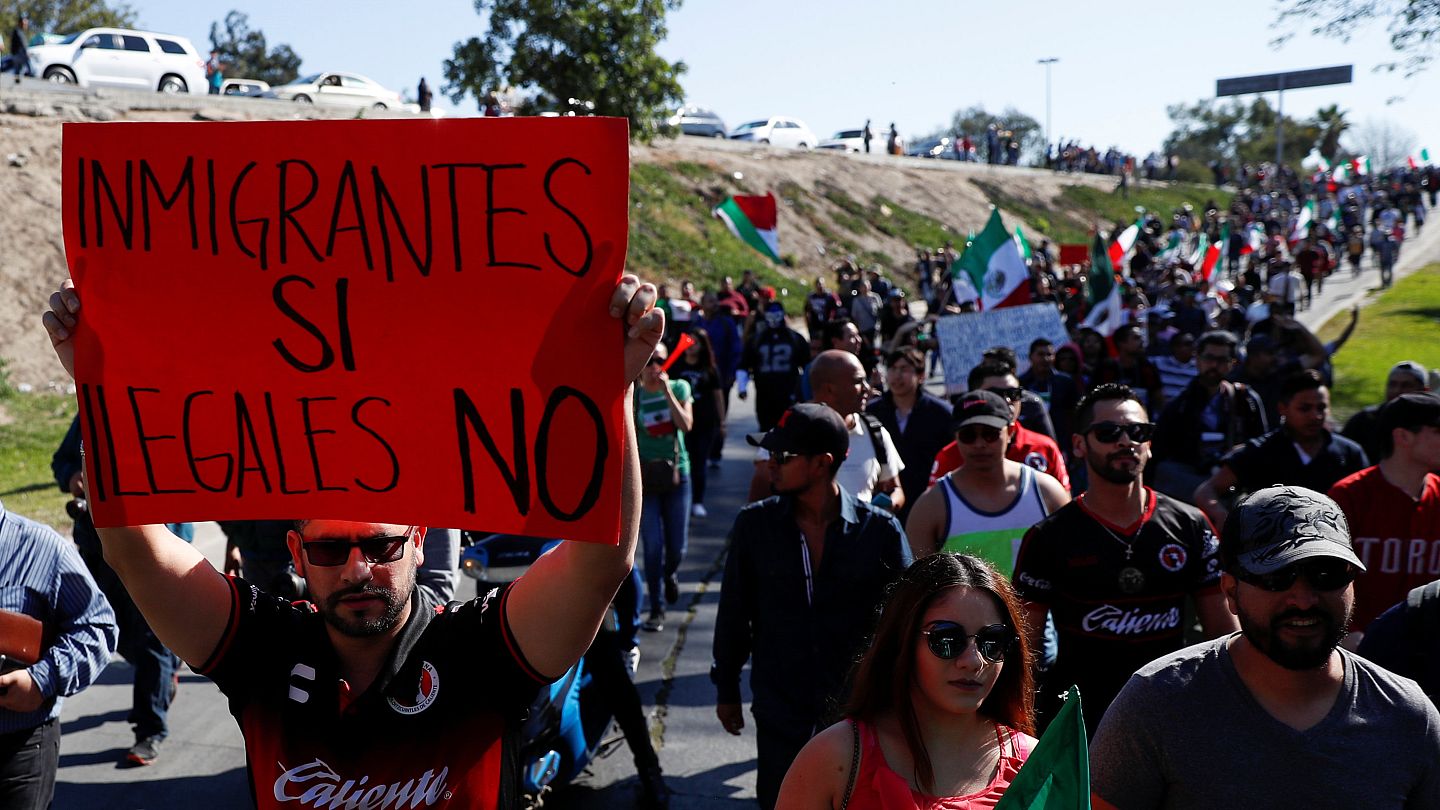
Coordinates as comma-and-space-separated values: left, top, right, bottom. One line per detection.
845, 720, 1035, 809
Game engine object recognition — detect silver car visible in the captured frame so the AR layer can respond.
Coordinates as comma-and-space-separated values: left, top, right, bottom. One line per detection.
268, 72, 408, 110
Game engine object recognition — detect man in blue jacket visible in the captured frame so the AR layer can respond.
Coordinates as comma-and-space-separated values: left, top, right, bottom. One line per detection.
712, 403, 911, 810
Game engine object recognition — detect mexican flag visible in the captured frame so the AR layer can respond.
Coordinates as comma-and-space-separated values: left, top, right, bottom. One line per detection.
1156, 231, 1184, 263
958, 209, 1031, 310
1083, 232, 1122, 335
1408, 149, 1431, 169
994, 687, 1090, 810
1241, 222, 1264, 255
713, 193, 780, 262
1290, 200, 1314, 243
1108, 219, 1141, 274
1200, 225, 1224, 283
1187, 233, 1209, 267
1351, 155, 1371, 176
1014, 226, 1033, 261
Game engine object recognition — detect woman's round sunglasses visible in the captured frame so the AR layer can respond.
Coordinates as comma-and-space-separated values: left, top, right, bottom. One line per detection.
922, 622, 1016, 664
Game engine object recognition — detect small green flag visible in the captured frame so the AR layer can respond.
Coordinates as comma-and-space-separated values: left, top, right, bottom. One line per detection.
995, 687, 1091, 810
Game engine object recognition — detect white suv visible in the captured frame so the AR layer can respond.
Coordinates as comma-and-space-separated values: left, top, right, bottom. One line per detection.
729, 116, 819, 149
28, 28, 207, 94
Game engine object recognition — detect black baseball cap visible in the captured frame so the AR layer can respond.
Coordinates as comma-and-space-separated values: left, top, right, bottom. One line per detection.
1221, 486, 1365, 576
1379, 392, 1440, 435
746, 403, 849, 460
950, 390, 1012, 431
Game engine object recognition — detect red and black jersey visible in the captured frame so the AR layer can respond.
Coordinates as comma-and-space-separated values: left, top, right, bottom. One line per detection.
1329, 468, 1440, 630
1012, 489, 1221, 729
198, 578, 549, 810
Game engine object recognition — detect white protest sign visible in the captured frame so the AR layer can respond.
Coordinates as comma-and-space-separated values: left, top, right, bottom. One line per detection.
935, 303, 1070, 395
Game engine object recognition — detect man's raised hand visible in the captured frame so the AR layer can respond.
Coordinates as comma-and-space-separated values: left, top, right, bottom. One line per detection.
42, 279, 80, 380
611, 274, 663, 382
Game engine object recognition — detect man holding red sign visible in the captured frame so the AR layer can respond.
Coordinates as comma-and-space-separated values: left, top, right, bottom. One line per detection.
49, 113, 659, 809
43, 272, 661, 809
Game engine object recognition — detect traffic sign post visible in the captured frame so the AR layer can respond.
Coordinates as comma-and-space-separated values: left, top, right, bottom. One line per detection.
1216, 65, 1353, 166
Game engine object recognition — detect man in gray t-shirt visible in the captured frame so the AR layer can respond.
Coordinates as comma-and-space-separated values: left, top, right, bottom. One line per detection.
1092, 486, 1440, 809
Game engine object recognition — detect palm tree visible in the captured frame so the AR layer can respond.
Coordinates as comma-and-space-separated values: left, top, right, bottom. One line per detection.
1314, 105, 1350, 163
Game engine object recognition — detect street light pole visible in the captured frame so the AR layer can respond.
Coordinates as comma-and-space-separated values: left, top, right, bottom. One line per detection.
1038, 57, 1058, 163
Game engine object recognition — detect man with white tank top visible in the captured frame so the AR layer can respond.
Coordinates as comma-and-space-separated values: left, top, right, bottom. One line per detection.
905, 389, 1069, 567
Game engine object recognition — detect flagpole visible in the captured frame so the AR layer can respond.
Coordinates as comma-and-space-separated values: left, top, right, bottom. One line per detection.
1038, 58, 1058, 164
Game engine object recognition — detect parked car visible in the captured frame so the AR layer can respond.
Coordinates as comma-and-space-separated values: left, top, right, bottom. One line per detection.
267, 72, 409, 110
906, 137, 958, 159
666, 105, 727, 138
221, 78, 270, 97
729, 116, 818, 149
26, 28, 206, 94
817, 128, 870, 152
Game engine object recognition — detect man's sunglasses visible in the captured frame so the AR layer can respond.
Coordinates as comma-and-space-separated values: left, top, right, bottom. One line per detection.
989, 387, 1025, 402
922, 622, 1016, 664
957, 425, 1003, 445
1085, 421, 1155, 443
302, 531, 413, 567
1234, 558, 1358, 593
770, 451, 809, 465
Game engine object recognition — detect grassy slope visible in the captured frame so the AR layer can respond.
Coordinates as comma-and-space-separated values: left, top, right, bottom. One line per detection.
0, 390, 76, 532
968, 179, 1228, 244
1317, 263, 1440, 418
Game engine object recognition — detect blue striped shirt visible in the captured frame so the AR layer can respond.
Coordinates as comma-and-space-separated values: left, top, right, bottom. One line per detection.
0, 500, 117, 733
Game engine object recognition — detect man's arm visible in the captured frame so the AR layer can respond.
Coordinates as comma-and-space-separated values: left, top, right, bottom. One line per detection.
0, 531, 117, 714
874, 426, 905, 511
507, 276, 662, 680
713, 520, 754, 735
1194, 465, 1238, 528
44, 280, 239, 668
1035, 472, 1071, 514
902, 486, 946, 558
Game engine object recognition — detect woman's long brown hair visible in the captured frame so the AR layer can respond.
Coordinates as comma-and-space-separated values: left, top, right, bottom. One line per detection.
844, 553, 1036, 794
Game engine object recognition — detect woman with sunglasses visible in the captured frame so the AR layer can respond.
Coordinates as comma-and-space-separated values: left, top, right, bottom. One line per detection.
635, 341, 694, 632
775, 553, 1036, 809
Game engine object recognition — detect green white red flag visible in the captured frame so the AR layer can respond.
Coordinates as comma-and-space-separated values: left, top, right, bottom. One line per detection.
958, 209, 1031, 311
1083, 232, 1122, 336
1014, 226, 1033, 261
1290, 200, 1314, 243
713, 193, 780, 262
994, 687, 1090, 810
1200, 225, 1224, 283
1108, 219, 1141, 273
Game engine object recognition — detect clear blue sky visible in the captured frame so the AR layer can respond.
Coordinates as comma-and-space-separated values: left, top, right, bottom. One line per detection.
130, 0, 1440, 160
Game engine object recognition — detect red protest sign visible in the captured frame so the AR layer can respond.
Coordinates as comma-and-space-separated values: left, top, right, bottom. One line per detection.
62, 117, 630, 543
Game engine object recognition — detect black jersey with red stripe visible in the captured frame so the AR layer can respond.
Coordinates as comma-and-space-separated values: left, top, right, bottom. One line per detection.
198, 578, 548, 810
1012, 489, 1221, 728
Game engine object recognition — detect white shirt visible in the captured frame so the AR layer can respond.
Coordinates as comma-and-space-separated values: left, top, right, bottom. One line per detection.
754, 414, 904, 502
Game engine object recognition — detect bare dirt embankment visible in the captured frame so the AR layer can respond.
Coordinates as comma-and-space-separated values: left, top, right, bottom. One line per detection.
0, 88, 1121, 390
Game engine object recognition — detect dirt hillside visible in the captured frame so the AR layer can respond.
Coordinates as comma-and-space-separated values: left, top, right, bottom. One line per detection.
0, 90, 1123, 390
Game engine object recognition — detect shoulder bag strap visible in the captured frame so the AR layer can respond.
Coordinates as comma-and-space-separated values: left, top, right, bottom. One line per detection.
841, 719, 859, 810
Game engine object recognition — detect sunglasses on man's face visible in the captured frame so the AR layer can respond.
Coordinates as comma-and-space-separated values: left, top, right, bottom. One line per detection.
302, 531, 412, 567
770, 451, 809, 465
1085, 421, 1155, 444
1234, 558, 1358, 593
988, 387, 1025, 402
956, 425, 1003, 445
922, 622, 1015, 664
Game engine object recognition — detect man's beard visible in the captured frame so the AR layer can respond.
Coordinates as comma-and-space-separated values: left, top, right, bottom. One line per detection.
1238, 599, 1351, 670
1086, 444, 1143, 484
320, 572, 413, 637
